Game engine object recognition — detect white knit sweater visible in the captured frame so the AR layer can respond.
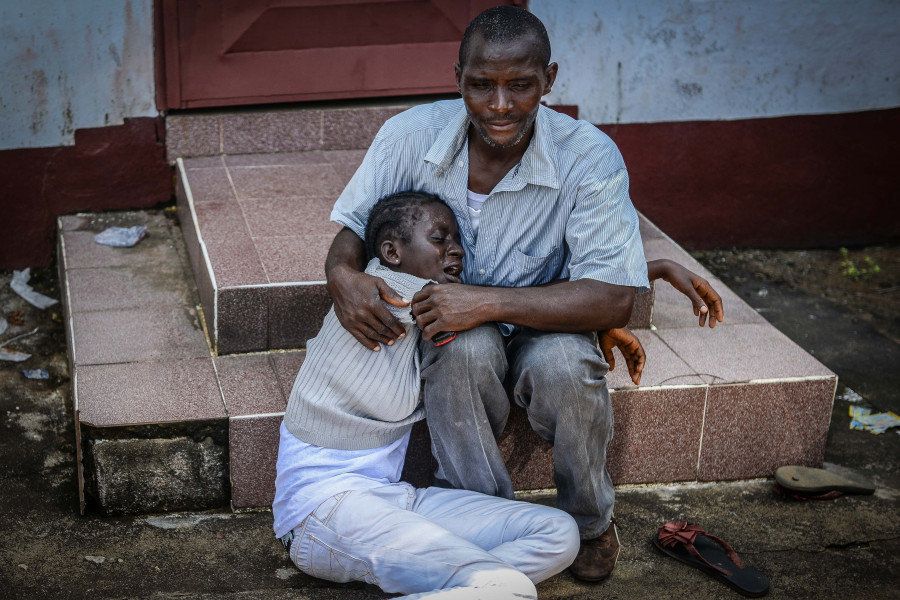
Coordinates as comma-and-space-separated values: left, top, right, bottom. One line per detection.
283, 259, 432, 450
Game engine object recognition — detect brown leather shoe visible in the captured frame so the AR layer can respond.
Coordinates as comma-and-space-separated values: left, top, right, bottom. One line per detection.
569, 521, 621, 582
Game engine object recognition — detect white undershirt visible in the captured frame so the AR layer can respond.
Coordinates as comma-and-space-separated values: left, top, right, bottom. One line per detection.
466, 189, 488, 237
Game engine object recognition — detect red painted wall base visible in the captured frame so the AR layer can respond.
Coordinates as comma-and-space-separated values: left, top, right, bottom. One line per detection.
0, 118, 172, 269
600, 107, 899, 249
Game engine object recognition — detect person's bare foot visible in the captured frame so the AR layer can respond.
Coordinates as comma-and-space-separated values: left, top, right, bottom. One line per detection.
569, 521, 621, 582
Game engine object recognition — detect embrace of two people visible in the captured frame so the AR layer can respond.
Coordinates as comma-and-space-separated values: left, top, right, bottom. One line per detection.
272, 6, 723, 599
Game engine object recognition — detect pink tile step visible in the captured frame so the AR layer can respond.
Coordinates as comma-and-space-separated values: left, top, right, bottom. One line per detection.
178, 148, 658, 354
178, 153, 354, 354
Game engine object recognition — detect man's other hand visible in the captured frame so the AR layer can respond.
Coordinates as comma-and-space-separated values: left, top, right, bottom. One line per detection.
599, 328, 645, 386
327, 265, 409, 351
648, 259, 725, 328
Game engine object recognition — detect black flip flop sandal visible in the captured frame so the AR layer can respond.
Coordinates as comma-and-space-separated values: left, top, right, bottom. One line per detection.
652, 521, 770, 597
775, 466, 875, 496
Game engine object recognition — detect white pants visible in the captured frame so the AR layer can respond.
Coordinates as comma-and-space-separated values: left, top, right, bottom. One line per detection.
287, 483, 580, 599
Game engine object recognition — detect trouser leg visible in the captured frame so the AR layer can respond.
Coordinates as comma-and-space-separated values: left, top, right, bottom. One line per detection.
507, 329, 615, 539
420, 324, 514, 499
411, 486, 580, 584
288, 484, 541, 599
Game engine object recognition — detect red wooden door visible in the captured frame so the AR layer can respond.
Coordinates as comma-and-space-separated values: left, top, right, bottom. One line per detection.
160, 0, 521, 109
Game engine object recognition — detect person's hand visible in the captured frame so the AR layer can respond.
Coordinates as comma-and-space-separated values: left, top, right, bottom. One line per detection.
648, 259, 724, 328
326, 265, 409, 350
410, 283, 490, 341
599, 328, 645, 385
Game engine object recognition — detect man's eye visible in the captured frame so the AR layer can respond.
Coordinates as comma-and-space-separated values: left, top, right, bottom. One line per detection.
471, 82, 491, 90
511, 83, 531, 91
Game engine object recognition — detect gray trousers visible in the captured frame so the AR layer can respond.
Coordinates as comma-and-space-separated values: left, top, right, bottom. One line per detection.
420, 325, 615, 539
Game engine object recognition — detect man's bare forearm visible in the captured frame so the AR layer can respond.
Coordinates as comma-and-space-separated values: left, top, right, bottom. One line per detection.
413, 278, 635, 338
484, 279, 635, 331
325, 227, 367, 281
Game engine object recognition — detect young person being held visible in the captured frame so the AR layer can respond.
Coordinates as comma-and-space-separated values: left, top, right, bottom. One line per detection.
273, 191, 580, 600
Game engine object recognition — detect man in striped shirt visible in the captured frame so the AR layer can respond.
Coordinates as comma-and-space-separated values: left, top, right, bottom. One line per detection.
326, 6, 647, 582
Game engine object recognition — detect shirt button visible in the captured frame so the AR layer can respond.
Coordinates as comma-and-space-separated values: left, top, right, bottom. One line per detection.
479, 269, 486, 275
458, 160, 464, 167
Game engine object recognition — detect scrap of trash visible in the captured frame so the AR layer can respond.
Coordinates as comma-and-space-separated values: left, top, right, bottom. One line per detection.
94, 225, 148, 248
849, 405, 900, 435
0, 349, 31, 362
21, 368, 49, 380
0, 316, 7, 337
0, 327, 39, 362
11, 269, 58, 309
837, 388, 864, 404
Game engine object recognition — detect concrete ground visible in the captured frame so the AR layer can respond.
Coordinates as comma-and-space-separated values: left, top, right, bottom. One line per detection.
1, 247, 898, 599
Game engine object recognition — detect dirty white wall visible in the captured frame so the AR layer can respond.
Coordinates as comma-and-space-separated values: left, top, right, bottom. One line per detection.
0, 0, 157, 151
531, 0, 900, 124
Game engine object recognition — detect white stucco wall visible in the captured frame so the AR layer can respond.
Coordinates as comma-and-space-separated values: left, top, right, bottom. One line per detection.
531, 0, 900, 124
0, 0, 157, 151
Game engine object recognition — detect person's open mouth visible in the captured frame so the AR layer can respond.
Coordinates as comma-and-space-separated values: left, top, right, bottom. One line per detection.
443, 263, 462, 282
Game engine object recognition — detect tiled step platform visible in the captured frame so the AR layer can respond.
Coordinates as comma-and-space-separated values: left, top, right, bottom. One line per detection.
59, 206, 836, 513
59, 103, 835, 513
170, 102, 652, 354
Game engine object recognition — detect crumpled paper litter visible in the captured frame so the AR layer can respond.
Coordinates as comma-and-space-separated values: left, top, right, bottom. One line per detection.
11, 269, 58, 309
94, 225, 148, 248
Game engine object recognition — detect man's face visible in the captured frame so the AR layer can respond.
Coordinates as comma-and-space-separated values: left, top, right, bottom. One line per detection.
456, 33, 557, 150
395, 203, 464, 284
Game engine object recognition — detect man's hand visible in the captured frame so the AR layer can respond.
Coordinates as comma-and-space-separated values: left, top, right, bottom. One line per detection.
411, 283, 492, 341
599, 328, 645, 385
648, 259, 724, 328
327, 265, 409, 351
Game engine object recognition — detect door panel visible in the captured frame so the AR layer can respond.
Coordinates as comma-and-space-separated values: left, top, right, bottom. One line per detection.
161, 0, 521, 109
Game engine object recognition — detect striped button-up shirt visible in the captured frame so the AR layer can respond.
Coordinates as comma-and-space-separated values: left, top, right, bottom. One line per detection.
332, 99, 649, 294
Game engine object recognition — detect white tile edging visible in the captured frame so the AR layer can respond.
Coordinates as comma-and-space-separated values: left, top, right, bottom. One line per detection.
695, 385, 710, 476
219, 280, 327, 291
176, 158, 220, 348
231, 411, 286, 420
57, 223, 78, 410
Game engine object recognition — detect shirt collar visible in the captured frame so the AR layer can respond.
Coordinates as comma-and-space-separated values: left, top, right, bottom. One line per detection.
425, 103, 560, 190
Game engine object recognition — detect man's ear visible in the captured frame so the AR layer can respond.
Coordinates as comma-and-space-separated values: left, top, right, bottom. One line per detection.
454, 63, 462, 93
380, 240, 402, 267
543, 62, 558, 96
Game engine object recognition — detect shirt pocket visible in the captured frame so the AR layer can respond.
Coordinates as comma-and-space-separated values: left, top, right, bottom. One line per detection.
513, 246, 563, 286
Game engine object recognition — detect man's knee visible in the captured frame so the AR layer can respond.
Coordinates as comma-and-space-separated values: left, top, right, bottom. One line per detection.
426, 325, 507, 378
518, 333, 606, 394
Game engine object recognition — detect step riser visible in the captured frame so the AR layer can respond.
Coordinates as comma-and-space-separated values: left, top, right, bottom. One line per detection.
167, 104, 413, 163
229, 377, 836, 509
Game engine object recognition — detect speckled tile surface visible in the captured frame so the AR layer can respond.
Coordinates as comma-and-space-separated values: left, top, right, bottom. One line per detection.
606, 329, 705, 390
230, 415, 281, 509
267, 285, 331, 349
656, 323, 835, 383
697, 378, 836, 480
77, 358, 225, 427
322, 106, 408, 150
215, 354, 286, 417
72, 306, 208, 365
216, 287, 269, 354
607, 386, 706, 483
268, 351, 306, 399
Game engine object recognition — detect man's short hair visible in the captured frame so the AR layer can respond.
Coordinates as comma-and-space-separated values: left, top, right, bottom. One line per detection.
458, 5, 551, 69
364, 191, 446, 261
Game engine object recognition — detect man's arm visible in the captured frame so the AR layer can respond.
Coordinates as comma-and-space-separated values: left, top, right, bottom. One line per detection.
411, 279, 634, 341
325, 228, 408, 351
